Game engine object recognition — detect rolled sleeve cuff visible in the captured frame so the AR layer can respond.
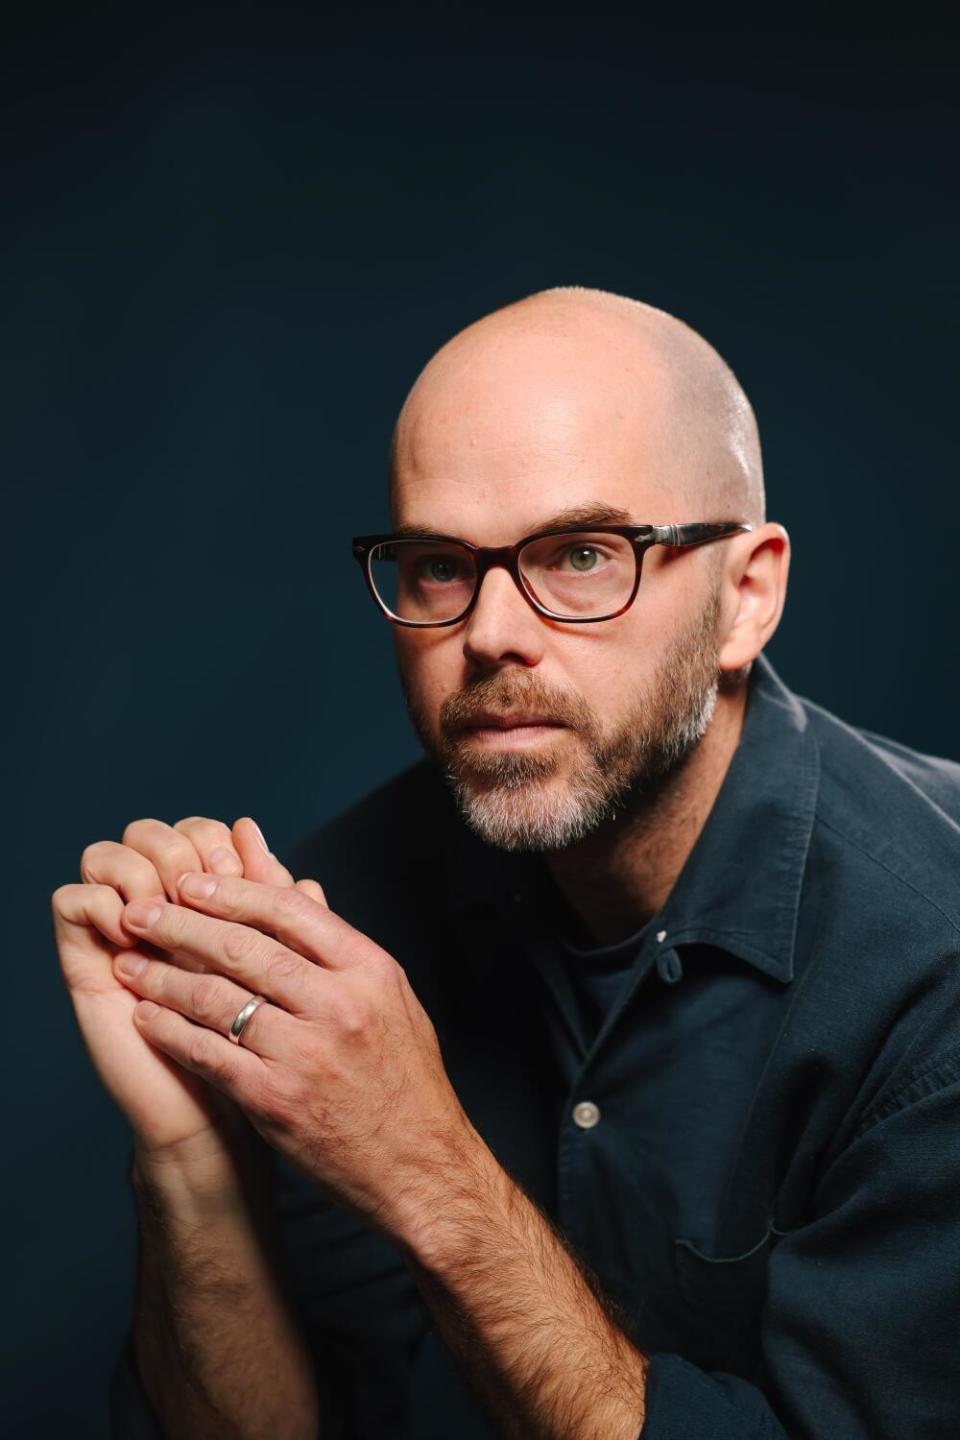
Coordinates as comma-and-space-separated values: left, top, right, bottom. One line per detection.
639, 1354, 786, 1440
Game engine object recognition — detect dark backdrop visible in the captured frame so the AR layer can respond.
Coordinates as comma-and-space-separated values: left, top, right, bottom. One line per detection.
5, 7, 958, 1434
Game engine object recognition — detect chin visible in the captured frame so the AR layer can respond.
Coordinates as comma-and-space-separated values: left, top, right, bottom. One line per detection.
451, 771, 611, 853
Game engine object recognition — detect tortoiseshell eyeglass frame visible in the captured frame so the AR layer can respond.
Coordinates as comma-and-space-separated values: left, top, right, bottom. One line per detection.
351, 521, 754, 627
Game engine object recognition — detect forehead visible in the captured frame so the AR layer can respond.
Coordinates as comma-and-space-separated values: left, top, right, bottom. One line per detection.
394, 472, 653, 547
391, 334, 675, 543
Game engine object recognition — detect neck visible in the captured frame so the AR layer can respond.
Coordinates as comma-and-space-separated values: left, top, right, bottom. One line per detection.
544, 678, 749, 946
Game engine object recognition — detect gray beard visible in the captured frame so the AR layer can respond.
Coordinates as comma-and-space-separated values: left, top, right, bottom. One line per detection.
400, 586, 722, 854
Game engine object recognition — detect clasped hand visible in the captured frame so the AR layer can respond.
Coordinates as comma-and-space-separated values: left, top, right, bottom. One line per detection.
114, 874, 477, 1239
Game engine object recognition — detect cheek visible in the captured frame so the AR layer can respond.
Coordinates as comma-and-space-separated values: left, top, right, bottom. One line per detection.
394, 634, 457, 722
570, 627, 652, 721
578, 653, 634, 713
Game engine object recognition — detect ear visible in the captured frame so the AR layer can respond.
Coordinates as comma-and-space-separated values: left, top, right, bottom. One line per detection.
717, 523, 790, 673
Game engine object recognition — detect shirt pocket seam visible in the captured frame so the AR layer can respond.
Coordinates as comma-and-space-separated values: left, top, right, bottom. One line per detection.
673, 1217, 796, 1318
675, 1221, 777, 1270
672, 1221, 783, 1371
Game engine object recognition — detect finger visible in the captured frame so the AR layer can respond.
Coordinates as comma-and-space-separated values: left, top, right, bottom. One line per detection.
173, 873, 371, 973
120, 818, 210, 900
231, 816, 295, 887
295, 878, 328, 906
80, 840, 173, 905
172, 816, 245, 877
53, 882, 214, 986
131, 1001, 266, 1110
228, 817, 328, 906
112, 950, 291, 1059
119, 898, 322, 1012
54, 881, 143, 957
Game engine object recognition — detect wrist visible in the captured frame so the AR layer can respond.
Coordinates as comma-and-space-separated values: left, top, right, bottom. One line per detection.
391, 1124, 515, 1272
132, 1128, 261, 1221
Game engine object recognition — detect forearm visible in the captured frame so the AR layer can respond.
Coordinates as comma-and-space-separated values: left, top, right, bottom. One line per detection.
400, 1144, 648, 1440
131, 1139, 318, 1440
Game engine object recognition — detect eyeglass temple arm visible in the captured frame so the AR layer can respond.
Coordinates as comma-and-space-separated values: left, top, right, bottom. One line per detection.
650, 522, 753, 548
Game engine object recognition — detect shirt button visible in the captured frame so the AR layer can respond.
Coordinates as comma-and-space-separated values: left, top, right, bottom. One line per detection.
573, 1100, 601, 1129
656, 948, 684, 984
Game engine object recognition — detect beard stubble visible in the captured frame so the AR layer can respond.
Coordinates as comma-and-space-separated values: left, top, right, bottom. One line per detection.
400, 583, 724, 853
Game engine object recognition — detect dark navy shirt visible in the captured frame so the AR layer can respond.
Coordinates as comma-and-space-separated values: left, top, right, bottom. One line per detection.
537, 891, 656, 1067
111, 653, 960, 1438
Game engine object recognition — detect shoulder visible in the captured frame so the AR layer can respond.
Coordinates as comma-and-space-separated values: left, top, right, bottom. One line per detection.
794, 686, 960, 934
750, 669, 960, 1144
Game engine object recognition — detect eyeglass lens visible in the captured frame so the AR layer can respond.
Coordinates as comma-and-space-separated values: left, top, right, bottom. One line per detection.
368, 532, 637, 621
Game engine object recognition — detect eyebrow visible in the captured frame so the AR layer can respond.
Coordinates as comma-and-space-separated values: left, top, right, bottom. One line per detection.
391, 502, 637, 542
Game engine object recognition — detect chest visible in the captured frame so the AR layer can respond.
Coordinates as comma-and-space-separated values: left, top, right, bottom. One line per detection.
418, 919, 803, 1372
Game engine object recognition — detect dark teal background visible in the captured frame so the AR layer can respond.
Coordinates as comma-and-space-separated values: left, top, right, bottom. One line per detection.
5, 7, 958, 1435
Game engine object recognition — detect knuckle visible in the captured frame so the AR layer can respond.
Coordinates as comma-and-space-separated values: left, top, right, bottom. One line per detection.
121, 818, 160, 846
271, 886, 313, 923
294, 877, 328, 908
186, 1032, 219, 1073
332, 992, 370, 1038
78, 841, 107, 879
185, 1031, 234, 1085
155, 836, 193, 868
223, 924, 258, 966
174, 816, 230, 839
52, 881, 110, 923
191, 975, 224, 1017
265, 949, 305, 986
364, 947, 396, 982
174, 817, 234, 865
120, 820, 194, 876
51, 882, 77, 913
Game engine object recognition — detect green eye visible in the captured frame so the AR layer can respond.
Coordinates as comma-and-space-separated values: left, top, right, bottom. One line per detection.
427, 557, 459, 582
569, 546, 599, 572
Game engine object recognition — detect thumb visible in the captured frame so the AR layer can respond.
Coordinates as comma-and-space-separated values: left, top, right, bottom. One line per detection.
232, 816, 296, 886
232, 818, 327, 905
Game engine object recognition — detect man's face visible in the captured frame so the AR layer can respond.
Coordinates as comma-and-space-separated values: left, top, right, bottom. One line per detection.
390, 325, 726, 852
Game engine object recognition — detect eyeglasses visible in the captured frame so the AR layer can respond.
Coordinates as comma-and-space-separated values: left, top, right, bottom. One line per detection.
351, 520, 752, 626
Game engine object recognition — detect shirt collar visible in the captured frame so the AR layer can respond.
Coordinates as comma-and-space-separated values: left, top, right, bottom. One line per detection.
443, 651, 820, 986
655, 651, 819, 983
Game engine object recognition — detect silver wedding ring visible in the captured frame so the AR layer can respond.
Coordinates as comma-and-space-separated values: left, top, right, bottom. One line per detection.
229, 993, 266, 1045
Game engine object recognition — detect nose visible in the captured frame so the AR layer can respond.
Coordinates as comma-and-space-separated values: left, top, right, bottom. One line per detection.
461, 564, 547, 671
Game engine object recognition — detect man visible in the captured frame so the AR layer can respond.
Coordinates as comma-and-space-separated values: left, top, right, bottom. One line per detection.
54, 287, 960, 1438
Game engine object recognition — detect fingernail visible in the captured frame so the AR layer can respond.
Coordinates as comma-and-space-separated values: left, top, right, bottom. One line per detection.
181, 873, 218, 898
116, 953, 148, 978
135, 1001, 160, 1021
252, 820, 269, 853
125, 901, 162, 928
210, 845, 242, 875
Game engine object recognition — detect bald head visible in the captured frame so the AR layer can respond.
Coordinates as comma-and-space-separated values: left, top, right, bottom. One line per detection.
390, 286, 765, 530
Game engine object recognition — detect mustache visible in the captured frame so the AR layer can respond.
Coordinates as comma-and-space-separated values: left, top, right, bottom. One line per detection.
439, 673, 595, 736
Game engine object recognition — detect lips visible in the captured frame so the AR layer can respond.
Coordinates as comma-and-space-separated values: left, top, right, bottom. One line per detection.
454, 711, 565, 732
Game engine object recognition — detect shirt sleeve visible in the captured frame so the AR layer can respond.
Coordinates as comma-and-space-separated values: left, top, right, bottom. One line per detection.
640, 1057, 960, 1439
108, 1329, 164, 1439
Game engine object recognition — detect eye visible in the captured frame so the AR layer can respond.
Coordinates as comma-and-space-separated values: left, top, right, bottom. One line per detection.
567, 545, 600, 572
418, 554, 467, 584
